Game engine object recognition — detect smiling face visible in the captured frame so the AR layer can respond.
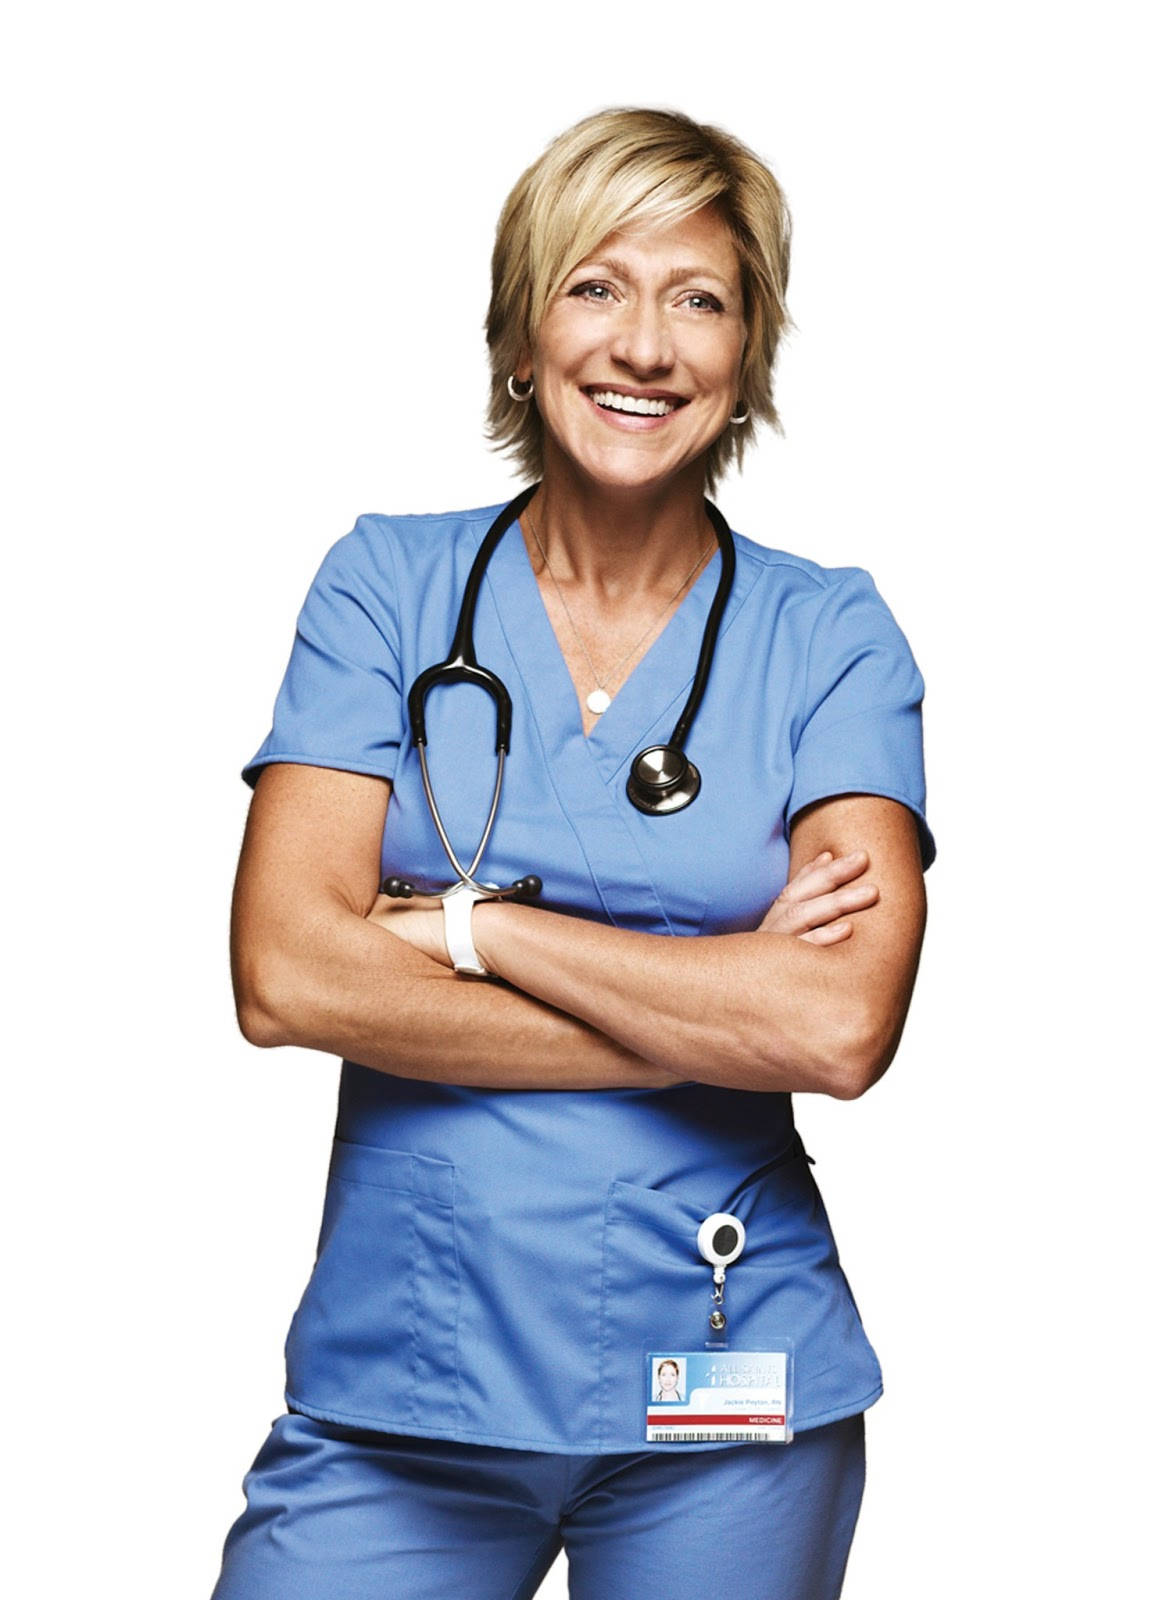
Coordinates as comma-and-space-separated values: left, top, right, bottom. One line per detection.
658, 1361, 680, 1391
522, 205, 747, 499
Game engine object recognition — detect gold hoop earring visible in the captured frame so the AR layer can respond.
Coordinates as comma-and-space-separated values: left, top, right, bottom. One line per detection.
507, 374, 534, 403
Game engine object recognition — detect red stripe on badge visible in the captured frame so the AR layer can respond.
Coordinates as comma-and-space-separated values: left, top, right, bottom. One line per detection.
647, 1413, 785, 1426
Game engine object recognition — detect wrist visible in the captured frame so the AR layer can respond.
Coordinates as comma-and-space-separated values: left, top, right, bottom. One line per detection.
441, 887, 500, 977
472, 898, 509, 976
423, 906, 452, 966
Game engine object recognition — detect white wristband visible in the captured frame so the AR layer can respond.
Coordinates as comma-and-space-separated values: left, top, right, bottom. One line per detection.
441, 885, 494, 977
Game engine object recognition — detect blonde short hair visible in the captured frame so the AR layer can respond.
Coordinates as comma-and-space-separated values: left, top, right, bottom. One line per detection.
485, 108, 794, 489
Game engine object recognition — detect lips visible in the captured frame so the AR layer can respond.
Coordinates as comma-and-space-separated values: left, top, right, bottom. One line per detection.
585, 386, 687, 417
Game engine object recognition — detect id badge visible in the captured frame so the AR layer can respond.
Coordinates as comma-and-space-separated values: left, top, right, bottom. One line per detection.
646, 1348, 794, 1443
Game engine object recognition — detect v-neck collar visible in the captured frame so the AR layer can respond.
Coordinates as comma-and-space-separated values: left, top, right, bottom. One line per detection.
484, 514, 730, 784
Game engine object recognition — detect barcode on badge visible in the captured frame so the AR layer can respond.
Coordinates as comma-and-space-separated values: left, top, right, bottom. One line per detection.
647, 1428, 788, 1442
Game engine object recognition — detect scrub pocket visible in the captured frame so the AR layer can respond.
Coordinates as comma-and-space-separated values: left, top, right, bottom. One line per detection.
284, 1138, 460, 1430
597, 1144, 881, 1446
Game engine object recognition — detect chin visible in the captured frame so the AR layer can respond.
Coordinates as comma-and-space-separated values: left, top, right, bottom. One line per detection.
554, 438, 708, 498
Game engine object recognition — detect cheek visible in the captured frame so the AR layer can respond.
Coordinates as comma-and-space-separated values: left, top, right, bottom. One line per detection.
533, 310, 597, 380
719, 345, 747, 390
703, 325, 746, 389
687, 342, 742, 415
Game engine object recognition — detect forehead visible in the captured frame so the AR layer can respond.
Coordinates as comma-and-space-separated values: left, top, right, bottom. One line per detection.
574, 204, 741, 286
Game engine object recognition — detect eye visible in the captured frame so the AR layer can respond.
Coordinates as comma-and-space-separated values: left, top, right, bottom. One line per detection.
681, 291, 724, 313
569, 281, 614, 302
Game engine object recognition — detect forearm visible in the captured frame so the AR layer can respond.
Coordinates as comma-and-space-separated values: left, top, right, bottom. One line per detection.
234, 904, 680, 1091
473, 901, 895, 1096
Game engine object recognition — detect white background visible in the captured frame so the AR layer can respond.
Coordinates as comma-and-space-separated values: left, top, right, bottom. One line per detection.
6, 2, 1162, 1594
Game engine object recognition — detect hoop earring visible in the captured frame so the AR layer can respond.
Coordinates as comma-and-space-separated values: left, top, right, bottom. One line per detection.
729, 401, 750, 425
507, 374, 534, 403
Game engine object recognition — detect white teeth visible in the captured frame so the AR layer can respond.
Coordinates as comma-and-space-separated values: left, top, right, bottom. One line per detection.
590, 390, 678, 416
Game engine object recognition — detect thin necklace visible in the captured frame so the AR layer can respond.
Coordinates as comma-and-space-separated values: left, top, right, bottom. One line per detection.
525, 511, 713, 717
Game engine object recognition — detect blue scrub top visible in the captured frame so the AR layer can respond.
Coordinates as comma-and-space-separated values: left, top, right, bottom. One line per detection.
242, 500, 935, 1454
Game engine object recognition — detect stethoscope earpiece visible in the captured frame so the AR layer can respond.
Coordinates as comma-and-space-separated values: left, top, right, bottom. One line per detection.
381, 873, 542, 901
626, 744, 702, 815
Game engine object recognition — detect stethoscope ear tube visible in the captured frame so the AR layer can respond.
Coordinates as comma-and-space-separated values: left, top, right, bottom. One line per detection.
416, 737, 506, 891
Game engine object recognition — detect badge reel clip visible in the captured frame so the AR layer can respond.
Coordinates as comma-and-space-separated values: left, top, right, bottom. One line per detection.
697, 1212, 746, 1347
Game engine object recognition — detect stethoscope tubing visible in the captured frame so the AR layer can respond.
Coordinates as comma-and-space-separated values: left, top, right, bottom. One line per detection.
387, 484, 736, 902
406, 482, 540, 757
668, 498, 735, 751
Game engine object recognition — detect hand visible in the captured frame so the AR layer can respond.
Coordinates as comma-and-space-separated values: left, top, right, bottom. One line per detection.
365, 894, 451, 966
757, 851, 879, 946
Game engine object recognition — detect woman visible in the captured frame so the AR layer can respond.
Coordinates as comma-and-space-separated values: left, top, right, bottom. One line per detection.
653, 1359, 685, 1403
212, 108, 934, 1600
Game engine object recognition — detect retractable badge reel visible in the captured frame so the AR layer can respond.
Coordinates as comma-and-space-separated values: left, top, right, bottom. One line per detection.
698, 1212, 746, 1339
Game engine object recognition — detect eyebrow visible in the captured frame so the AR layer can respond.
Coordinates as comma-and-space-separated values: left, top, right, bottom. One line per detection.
572, 256, 738, 295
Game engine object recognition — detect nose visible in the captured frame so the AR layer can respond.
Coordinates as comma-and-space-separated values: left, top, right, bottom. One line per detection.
610, 297, 674, 377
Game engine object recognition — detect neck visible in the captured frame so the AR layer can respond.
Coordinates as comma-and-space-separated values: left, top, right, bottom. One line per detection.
524, 451, 715, 597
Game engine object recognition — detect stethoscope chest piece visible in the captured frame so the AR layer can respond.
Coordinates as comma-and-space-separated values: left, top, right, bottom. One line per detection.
626, 743, 702, 815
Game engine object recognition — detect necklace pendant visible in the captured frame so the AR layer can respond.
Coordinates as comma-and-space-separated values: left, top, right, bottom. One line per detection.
586, 688, 612, 715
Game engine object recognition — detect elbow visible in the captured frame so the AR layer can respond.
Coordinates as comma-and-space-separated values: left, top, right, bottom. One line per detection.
825, 1007, 903, 1101
740, 1007, 897, 1099
232, 953, 300, 1050
235, 994, 289, 1050
828, 1060, 881, 1101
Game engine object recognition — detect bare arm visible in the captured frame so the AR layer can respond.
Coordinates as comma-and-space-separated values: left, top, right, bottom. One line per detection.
235, 766, 923, 1099
449, 793, 928, 1098
231, 762, 680, 1090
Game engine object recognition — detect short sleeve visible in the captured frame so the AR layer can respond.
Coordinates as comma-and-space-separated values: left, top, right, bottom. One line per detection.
788, 569, 936, 869
241, 516, 405, 790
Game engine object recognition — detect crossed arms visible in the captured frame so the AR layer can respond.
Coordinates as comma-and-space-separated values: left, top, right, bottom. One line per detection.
232, 763, 926, 1098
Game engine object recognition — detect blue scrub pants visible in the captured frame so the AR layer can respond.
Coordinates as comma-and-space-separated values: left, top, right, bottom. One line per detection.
210, 1410, 865, 1600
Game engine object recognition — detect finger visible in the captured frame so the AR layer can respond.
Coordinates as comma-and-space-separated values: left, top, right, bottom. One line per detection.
781, 881, 880, 935
760, 877, 870, 934
783, 851, 833, 888
798, 920, 853, 945
780, 850, 870, 905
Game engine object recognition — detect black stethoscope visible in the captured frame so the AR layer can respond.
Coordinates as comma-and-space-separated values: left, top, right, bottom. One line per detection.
381, 483, 735, 912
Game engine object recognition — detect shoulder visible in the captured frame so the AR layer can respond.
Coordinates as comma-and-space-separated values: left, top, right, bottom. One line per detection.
730, 525, 872, 594
289, 503, 507, 652
306, 502, 509, 612
347, 502, 506, 569
729, 526, 892, 633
